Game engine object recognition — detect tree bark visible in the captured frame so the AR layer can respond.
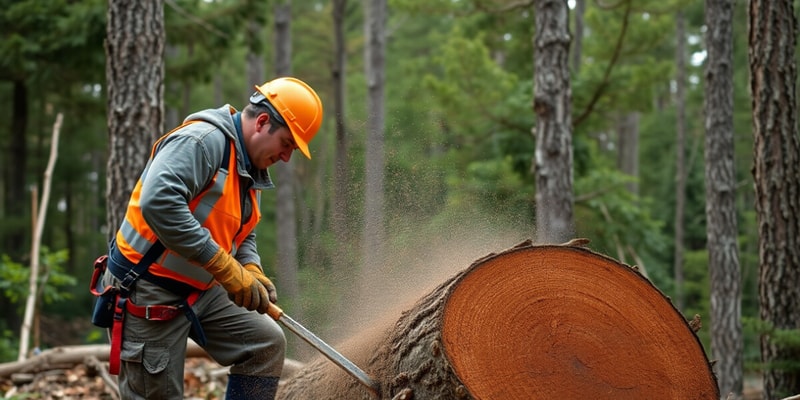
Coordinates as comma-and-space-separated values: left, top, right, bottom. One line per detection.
272, 0, 306, 356
571, 0, 585, 73
749, 0, 800, 397
3, 80, 28, 256
704, 1, 743, 398
105, 0, 165, 238
616, 112, 639, 195
673, 10, 687, 312
331, 0, 351, 246
361, 0, 388, 309
277, 241, 719, 399
0, 80, 27, 345
532, 0, 574, 244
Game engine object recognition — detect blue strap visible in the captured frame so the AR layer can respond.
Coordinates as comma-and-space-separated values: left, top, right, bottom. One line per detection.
183, 300, 207, 346
118, 240, 165, 296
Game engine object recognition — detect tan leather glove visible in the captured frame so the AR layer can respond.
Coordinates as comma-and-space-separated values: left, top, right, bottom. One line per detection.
203, 248, 269, 312
243, 263, 278, 304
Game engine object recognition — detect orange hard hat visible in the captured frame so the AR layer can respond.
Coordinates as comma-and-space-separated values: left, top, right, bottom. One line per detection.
251, 77, 323, 159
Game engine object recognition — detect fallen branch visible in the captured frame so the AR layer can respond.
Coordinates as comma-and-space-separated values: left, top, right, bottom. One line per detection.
19, 112, 63, 361
0, 342, 304, 380
0, 342, 209, 378
85, 355, 119, 399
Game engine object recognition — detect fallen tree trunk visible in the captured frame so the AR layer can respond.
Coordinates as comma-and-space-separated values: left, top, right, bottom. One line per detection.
0, 342, 303, 379
0, 342, 209, 378
277, 240, 719, 399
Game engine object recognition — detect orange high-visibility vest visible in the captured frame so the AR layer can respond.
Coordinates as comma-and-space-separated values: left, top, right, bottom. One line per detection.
114, 122, 261, 290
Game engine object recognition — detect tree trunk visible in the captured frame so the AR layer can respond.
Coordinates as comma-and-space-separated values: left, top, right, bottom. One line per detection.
673, 10, 687, 313
571, 0, 585, 73
105, 0, 165, 238
331, 0, 351, 246
749, 0, 800, 397
273, 0, 306, 357
277, 241, 719, 399
0, 80, 28, 332
616, 112, 639, 195
704, 1, 743, 399
361, 0, 388, 309
3, 80, 28, 257
532, 0, 574, 244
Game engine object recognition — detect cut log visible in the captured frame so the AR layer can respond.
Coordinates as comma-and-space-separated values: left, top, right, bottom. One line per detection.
277, 240, 719, 399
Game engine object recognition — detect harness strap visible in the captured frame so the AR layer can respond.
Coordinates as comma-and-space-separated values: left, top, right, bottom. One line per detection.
126, 300, 184, 320
124, 290, 202, 321
109, 296, 127, 375
109, 291, 203, 375
181, 291, 207, 346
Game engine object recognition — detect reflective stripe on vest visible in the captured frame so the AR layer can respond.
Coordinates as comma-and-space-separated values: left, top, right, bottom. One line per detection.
114, 121, 262, 290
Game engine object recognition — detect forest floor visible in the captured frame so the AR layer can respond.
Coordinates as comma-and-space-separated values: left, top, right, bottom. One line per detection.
1, 356, 228, 399
0, 357, 768, 400
0, 316, 770, 399
1, 314, 230, 399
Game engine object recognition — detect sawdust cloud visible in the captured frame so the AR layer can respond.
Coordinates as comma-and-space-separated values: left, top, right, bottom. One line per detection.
321, 209, 530, 348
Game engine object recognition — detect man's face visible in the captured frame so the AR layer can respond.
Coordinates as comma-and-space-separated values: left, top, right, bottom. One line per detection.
248, 113, 298, 169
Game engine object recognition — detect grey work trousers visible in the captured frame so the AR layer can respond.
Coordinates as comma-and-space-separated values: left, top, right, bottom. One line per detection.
102, 273, 286, 400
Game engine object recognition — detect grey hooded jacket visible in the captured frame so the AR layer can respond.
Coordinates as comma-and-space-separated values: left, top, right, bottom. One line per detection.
137, 105, 274, 268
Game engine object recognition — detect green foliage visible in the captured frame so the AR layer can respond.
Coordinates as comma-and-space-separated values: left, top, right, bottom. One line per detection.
423, 27, 519, 133
0, 0, 105, 81
744, 318, 800, 374
445, 156, 534, 223
84, 328, 107, 345
0, 249, 75, 362
0, 328, 18, 364
573, 168, 671, 286
0, 248, 76, 307
682, 248, 711, 347
574, 1, 678, 130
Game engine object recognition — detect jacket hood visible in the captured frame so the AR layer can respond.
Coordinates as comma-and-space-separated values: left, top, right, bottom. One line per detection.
184, 106, 274, 190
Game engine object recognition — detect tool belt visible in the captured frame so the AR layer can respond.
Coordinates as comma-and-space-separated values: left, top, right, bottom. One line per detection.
89, 244, 204, 375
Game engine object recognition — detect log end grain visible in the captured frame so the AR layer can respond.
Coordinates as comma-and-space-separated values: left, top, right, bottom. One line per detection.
441, 244, 719, 400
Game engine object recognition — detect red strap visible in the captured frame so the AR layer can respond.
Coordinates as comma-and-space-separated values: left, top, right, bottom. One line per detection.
126, 302, 182, 321
108, 290, 202, 375
125, 291, 201, 320
109, 296, 126, 375
187, 290, 200, 306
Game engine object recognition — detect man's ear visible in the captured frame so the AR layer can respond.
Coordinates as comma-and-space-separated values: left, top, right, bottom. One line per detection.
257, 113, 270, 128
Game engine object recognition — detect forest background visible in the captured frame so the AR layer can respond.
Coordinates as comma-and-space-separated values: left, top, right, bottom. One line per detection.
0, 0, 797, 398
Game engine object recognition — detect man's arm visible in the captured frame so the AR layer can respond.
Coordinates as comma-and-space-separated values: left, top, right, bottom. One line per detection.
236, 230, 261, 267
139, 130, 225, 264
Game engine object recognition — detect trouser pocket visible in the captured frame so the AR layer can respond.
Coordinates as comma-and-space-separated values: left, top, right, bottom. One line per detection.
120, 340, 177, 398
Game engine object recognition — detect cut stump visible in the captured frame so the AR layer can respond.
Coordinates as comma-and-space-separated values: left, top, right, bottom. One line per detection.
277, 240, 719, 399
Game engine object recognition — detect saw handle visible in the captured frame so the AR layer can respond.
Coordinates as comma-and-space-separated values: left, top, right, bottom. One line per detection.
266, 301, 284, 321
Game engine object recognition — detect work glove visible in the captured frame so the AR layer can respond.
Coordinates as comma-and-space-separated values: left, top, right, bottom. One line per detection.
203, 248, 269, 312
243, 263, 278, 304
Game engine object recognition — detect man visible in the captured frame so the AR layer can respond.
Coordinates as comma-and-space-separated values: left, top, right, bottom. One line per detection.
102, 77, 323, 399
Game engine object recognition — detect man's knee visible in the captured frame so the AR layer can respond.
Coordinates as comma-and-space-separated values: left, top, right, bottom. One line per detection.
232, 316, 286, 376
